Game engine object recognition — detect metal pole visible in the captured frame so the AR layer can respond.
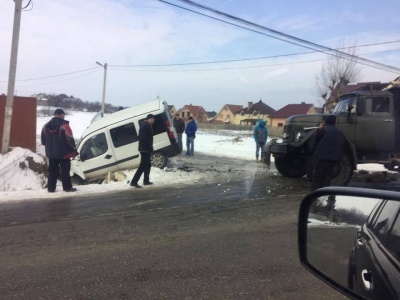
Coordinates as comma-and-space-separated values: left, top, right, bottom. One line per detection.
1, 0, 23, 154
101, 63, 107, 114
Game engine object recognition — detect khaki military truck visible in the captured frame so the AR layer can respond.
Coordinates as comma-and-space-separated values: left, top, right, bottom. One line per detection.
270, 79, 400, 186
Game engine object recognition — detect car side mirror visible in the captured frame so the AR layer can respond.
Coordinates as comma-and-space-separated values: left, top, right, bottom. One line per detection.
298, 187, 400, 300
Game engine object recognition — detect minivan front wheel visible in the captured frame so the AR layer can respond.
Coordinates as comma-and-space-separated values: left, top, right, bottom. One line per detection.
151, 152, 168, 169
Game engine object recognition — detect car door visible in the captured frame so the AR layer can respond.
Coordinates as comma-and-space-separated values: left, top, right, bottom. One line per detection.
355, 96, 395, 153
109, 121, 141, 171
75, 130, 118, 180
354, 201, 399, 299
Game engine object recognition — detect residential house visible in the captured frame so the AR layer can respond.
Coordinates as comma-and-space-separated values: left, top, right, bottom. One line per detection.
212, 104, 243, 124
206, 111, 217, 120
176, 104, 208, 123
234, 100, 276, 126
269, 102, 316, 127
168, 105, 177, 117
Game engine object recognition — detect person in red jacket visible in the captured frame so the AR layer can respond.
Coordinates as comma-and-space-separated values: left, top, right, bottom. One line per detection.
41, 108, 78, 193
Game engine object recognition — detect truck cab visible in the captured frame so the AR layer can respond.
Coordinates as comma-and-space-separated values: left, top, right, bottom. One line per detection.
270, 88, 400, 186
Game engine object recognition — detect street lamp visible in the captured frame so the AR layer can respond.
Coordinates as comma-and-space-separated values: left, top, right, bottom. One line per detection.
96, 61, 107, 114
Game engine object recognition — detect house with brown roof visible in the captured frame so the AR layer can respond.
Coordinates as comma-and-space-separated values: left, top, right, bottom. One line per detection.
269, 102, 316, 127
176, 104, 208, 123
168, 105, 177, 117
212, 104, 243, 124
234, 100, 276, 126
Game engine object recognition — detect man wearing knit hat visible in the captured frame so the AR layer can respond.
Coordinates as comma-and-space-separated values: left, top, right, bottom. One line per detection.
310, 115, 345, 191
130, 114, 155, 188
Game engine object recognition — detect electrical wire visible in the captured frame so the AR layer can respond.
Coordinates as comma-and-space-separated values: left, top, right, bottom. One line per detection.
158, 0, 400, 73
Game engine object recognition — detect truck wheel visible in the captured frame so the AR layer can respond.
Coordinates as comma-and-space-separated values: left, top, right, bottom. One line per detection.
331, 152, 353, 186
151, 152, 168, 169
274, 157, 306, 178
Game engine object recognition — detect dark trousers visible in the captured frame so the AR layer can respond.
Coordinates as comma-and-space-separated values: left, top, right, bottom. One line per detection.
310, 160, 336, 191
177, 133, 183, 153
131, 152, 151, 185
48, 158, 72, 192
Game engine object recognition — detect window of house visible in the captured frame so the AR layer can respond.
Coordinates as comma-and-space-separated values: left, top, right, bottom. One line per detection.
227, 114, 230, 119
80, 133, 108, 161
182, 112, 185, 117
252, 110, 258, 116
110, 122, 138, 148
187, 112, 191, 117
278, 123, 283, 127
240, 111, 244, 116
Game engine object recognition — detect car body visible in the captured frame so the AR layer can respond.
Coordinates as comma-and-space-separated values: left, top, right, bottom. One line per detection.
71, 99, 179, 182
348, 199, 400, 299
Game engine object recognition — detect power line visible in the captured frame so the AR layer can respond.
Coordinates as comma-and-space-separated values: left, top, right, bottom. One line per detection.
109, 42, 400, 68
158, 0, 400, 74
0, 67, 100, 82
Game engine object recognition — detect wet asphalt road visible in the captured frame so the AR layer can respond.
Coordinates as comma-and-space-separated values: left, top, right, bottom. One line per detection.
0, 154, 359, 299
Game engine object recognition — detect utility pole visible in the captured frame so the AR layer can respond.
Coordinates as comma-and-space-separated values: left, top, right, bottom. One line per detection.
1, 0, 23, 154
96, 62, 107, 114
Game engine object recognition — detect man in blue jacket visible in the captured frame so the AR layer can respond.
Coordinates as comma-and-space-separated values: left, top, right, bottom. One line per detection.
253, 119, 268, 162
185, 117, 197, 156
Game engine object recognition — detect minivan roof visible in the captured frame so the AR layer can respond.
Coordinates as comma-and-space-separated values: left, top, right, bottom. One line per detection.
79, 98, 165, 140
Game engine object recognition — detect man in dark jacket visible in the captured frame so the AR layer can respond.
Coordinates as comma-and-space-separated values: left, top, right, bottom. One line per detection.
173, 114, 185, 153
41, 108, 77, 193
310, 115, 345, 191
130, 114, 155, 188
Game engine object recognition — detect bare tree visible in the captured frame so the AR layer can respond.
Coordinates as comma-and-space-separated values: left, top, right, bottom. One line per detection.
315, 40, 362, 111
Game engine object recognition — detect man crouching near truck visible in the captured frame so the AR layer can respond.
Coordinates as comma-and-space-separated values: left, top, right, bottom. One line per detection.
130, 114, 155, 188
310, 115, 345, 191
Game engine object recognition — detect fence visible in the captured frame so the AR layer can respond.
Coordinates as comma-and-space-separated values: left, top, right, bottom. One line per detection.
197, 122, 283, 137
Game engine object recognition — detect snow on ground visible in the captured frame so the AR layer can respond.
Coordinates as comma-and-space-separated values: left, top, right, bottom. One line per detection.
0, 108, 389, 202
0, 109, 258, 202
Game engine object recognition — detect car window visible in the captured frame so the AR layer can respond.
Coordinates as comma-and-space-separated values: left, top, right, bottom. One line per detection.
80, 133, 108, 161
386, 210, 400, 261
371, 201, 399, 243
139, 114, 166, 136
366, 97, 390, 114
110, 122, 138, 148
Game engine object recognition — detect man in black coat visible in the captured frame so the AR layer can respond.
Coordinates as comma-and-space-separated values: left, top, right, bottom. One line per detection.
173, 114, 185, 153
310, 115, 345, 191
41, 108, 78, 193
130, 114, 155, 188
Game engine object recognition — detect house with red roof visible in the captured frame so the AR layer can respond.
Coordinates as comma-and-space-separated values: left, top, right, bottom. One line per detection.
211, 104, 243, 124
234, 100, 276, 126
269, 102, 316, 127
176, 104, 208, 123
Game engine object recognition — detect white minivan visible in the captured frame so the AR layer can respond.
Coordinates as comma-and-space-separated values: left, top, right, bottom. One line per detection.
71, 99, 179, 183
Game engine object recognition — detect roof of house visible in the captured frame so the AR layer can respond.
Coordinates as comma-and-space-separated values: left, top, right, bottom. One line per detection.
167, 105, 175, 110
341, 82, 388, 94
207, 111, 217, 118
180, 104, 207, 116
240, 100, 275, 115
270, 102, 314, 119
225, 104, 243, 114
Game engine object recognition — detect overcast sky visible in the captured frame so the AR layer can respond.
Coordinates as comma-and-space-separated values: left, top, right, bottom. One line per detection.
1, 0, 399, 111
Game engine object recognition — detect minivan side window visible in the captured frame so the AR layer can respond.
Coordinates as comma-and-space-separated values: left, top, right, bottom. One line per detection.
80, 133, 108, 161
110, 122, 138, 148
139, 115, 166, 136
386, 209, 400, 261
371, 201, 399, 243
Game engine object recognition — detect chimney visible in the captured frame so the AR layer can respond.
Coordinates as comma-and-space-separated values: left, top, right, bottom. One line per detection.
248, 102, 253, 110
